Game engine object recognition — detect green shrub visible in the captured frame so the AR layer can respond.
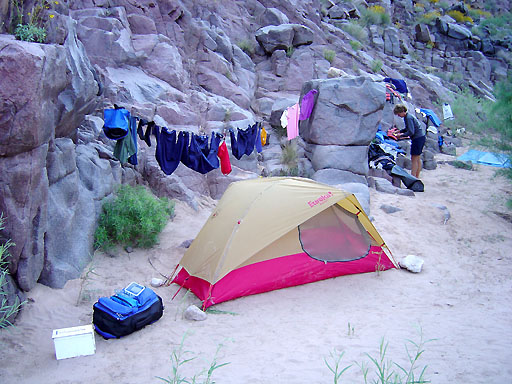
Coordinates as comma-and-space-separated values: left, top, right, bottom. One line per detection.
360, 5, 390, 26
350, 40, 362, 51
341, 22, 369, 43
473, 12, 512, 40
0, 214, 26, 329
10, 0, 49, 43
490, 77, 512, 144
439, 88, 491, 134
418, 10, 441, 25
371, 59, 383, 73
286, 46, 294, 58
281, 141, 298, 170
14, 23, 46, 42
94, 185, 175, 251
323, 49, 336, 64
447, 10, 473, 24
236, 39, 254, 56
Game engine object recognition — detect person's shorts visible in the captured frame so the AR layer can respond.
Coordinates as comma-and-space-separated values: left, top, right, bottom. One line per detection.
411, 136, 426, 156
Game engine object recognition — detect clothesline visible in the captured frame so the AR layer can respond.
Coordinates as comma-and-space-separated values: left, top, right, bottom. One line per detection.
103, 106, 266, 177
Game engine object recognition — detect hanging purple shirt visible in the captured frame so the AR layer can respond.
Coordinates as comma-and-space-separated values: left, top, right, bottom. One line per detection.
299, 89, 318, 120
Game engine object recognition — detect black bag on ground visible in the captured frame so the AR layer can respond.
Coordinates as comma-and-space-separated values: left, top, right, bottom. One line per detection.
93, 284, 163, 339
390, 165, 424, 192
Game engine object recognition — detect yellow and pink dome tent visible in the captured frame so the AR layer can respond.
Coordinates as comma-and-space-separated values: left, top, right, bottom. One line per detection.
172, 177, 398, 308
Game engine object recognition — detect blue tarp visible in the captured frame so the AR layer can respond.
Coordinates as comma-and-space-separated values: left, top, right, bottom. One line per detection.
420, 108, 442, 127
457, 149, 511, 168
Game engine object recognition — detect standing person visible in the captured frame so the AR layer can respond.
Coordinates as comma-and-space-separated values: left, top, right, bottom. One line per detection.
393, 104, 426, 179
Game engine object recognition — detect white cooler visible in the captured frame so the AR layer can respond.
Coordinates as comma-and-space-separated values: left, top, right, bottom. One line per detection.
52, 324, 96, 360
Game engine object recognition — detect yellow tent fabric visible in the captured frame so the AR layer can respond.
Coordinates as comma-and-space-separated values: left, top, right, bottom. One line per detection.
179, 177, 396, 285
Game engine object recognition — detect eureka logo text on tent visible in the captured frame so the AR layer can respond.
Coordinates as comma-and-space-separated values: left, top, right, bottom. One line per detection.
307, 191, 333, 207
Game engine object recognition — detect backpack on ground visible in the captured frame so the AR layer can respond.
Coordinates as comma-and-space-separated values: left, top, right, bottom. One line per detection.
93, 283, 164, 339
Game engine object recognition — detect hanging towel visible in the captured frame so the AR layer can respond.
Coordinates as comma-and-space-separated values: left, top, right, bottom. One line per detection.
255, 122, 263, 153
287, 103, 300, 140
229, 124, 258, 160
299, 89, 318, 120
443, 103, 454, 120
182, 132, 221, 174
420, 108, 442, 127
154, 128, 188, 175
383, 78, 409, 94
113, 116, 137, 164
280, 109, 288, 128
217, 141, 232, 175
127, 116, 138, 165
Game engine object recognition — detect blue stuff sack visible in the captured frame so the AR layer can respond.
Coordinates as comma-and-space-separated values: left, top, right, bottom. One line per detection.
103, 108, 130, 140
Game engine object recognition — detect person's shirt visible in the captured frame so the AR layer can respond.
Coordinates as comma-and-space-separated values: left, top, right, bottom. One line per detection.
399, 113, 425, 139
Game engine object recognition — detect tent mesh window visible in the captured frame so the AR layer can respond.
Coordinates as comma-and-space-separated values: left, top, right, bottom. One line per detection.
298, 204, 371, 262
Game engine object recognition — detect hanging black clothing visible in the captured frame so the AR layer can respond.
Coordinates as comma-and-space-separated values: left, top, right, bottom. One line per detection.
229, 123, 259, 160
181, 132, 221, 174
154, 127, 188, 175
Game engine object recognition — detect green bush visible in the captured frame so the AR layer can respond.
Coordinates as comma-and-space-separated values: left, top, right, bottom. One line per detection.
0, 214, 25, 329
360, 5, 390, 26
323, 49, 336, 64
371, 59, 383, 73
350, 40, 362, 51
341, 22, 369, 43
417, 10, 441, 25
14, 23, 46, 42
472, 12, 512, 41
439, 88, 491, 134
281, 141, 298, 170
236, 39, 254, 56
94, 185, 175, 251
490, 77, 512, 145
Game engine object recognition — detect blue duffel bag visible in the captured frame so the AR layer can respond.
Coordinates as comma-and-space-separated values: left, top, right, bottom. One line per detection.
93, 283, 164, 339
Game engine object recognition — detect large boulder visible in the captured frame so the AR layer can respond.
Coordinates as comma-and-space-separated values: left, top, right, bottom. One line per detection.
255, 24, 314, 55
39, 141, 116, 288
384, 27, 401, 57
447, 23, 472, 40
0, 36, 67, 157
257, 7, 289, 27
0, 144, 49, 292
54, 16, 100, 138
71, 7, 140, 68
299, 76, 385, 146
306, 144, 369, 175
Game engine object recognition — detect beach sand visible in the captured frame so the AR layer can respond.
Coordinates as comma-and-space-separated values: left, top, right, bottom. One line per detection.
1, 148, 512, 384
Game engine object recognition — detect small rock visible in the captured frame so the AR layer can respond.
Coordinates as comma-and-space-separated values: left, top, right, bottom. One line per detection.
396, 188, 415, 197
380, 204, 402, 214
180, 239, 193, 248
184, 305, 207, 321
151, 278, 164, 287
399, 255, 424, 273
125, 246, 134, 253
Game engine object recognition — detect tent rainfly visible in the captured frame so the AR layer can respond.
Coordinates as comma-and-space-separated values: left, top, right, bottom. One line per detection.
172, 177, 398, 308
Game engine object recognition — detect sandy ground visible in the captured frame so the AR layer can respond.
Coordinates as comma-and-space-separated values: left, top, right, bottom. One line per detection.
1, 148, 512, 384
